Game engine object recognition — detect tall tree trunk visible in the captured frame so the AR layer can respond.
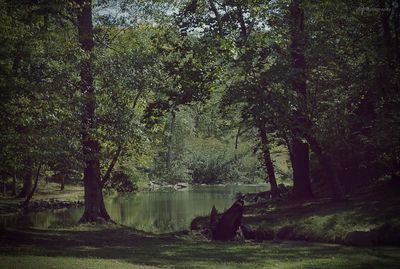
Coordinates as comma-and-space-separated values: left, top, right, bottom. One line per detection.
256, 119, 279, 197
380, 0, 400, 180
282, 130, 295, 169
289, 0, 344, 199
305, 134, 344, 199
76, 0, 110, 223
17, 159, 33, 198
234, 125, 241, 161
291, 137, 312, 198
289, 0, 312, 199
166, 110, 176, 171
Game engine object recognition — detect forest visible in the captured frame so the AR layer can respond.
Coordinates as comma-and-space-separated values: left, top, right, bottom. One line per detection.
0, 0, 400, 268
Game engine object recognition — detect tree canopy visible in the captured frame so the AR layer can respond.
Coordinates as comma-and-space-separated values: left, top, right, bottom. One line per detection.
0, 0, 399, 221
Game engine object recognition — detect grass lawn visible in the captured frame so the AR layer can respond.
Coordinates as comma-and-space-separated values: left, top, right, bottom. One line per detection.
192, 180, 400, 244
1, 226, 399, 269
0, 183, 84, 216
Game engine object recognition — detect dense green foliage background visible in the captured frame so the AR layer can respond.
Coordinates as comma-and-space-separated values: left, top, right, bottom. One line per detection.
0, 0, 398, 199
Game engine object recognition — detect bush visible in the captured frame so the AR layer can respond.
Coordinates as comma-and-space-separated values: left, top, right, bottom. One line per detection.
189, 153, 242, 184
107, 170, 138, 193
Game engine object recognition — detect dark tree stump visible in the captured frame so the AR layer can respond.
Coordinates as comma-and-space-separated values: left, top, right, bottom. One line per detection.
212, 199, 244, 241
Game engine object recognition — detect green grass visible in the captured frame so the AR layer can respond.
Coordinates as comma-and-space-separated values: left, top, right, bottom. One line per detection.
2, 181, 400, 268
0, 256, 158, 269
0, 183, 84, 215
1, 226, 400, 269
192, 180, 400, 244
250, 181, 400, 243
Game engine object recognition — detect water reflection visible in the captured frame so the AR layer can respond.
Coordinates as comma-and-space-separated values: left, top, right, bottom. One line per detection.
1, 185, 267, 233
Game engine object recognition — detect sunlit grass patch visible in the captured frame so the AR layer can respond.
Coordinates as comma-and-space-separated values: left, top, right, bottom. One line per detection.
0, 255, 161, 269
1, 228, 400, 269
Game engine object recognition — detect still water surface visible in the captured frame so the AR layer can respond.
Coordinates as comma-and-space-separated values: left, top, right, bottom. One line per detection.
3, 184, 267, 233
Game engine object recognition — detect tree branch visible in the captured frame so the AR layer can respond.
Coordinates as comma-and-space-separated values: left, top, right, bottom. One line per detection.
101, 144, 123, 187
208, 0, 224, 36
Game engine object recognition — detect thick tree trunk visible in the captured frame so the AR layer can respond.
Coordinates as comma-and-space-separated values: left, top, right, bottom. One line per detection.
380, 1, 400, 179
288, 0, 344, 199
305, 134, 344, 199
289, 0, 313, 199
291, 138, 312, 198
81, 142, 110, 222
256, 119, 279, 197
18, 160, 33, 198
76, 0, 110, 223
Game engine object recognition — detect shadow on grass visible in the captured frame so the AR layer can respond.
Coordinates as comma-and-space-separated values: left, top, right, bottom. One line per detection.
1, 227, 400, 269
243, 183, 400, 230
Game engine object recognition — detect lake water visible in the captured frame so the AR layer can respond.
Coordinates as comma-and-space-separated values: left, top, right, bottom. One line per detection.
1, 184, 267, 233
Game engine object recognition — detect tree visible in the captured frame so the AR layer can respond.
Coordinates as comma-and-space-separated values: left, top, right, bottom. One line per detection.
76, 0, 110, 222
256, 117, 279, 196
288, 0, 313, 199
0, 0, 81, 199
176, 0, 283, 194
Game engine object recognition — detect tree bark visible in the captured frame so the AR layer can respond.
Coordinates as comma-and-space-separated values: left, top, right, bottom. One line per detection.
282, 130, 295, 168
234, 125, 241, 161
102, 144, 123, 187
22, 164, 42, 211
288, 0, 344, 199
76, 0, 110, 223
17, 159, 33, 198
291, 137, 312, 198
304, 134, 344, 199
166, 110, 176, 171
289, 0, 313, 199
256, 119, 279, 197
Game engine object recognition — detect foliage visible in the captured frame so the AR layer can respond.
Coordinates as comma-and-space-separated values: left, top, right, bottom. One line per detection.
0, 0, 398, 200
106, 170, 138, 193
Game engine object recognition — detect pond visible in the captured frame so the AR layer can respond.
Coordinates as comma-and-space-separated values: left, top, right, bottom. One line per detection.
1, 185, 267, 233
1, 184, 267, 233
